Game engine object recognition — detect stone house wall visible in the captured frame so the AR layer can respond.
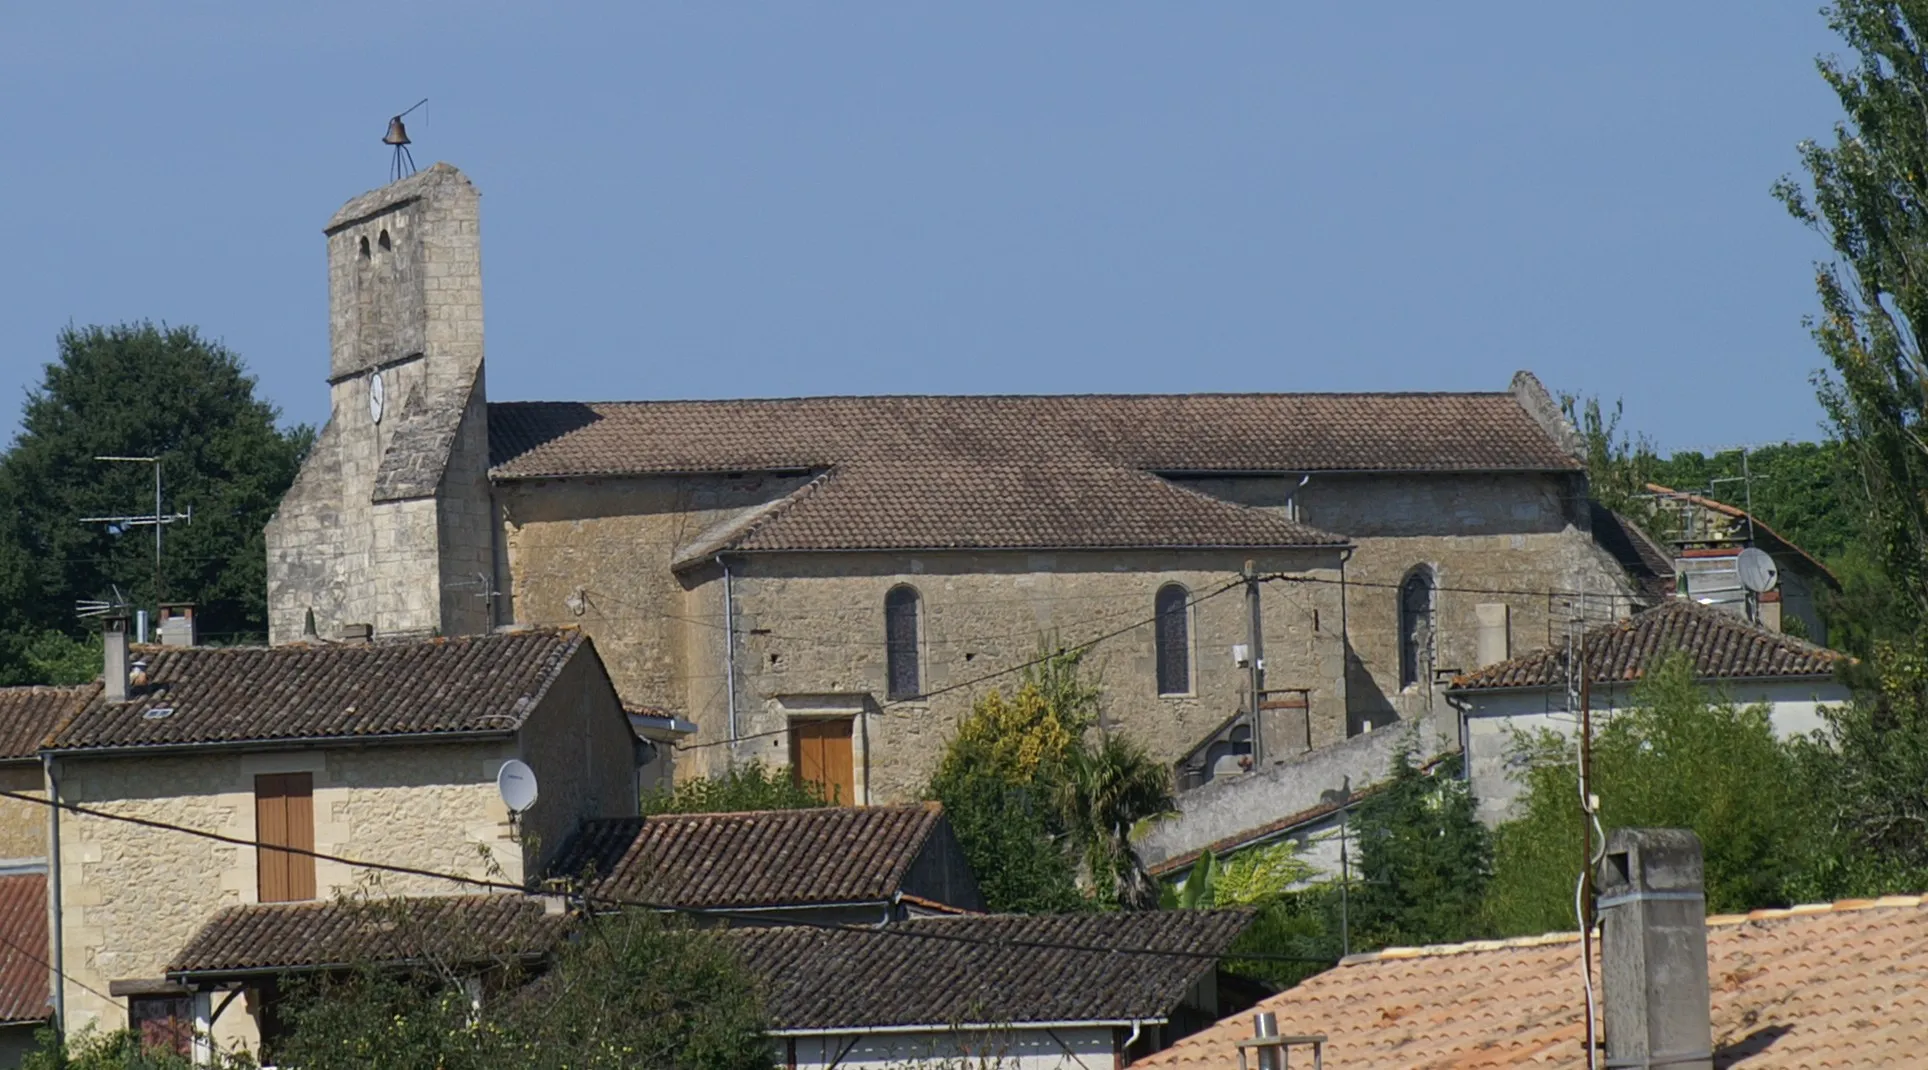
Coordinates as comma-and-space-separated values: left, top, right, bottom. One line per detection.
513, 641, 643, 871
52, 741, 519, 1038
0, 765, 44, 861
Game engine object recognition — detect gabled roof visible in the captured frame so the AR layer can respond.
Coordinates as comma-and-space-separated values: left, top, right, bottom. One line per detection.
48, 629, 589, 753
1588, 501, 1676, 607
0, 686, 93, 761
1136, 894, 1928, 1070
550, 804, 957, 911
486, 386, 1580, 554
731, 910, 1252, 1032
1449, 600, 1845, 693
166, 894, 571, 980
0, 873, 49, 1025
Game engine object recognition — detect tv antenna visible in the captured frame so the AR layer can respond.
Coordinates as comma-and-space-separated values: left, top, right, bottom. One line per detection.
384, 99, 427, 182
78, 457, 192, 609
76, 585, 135, 621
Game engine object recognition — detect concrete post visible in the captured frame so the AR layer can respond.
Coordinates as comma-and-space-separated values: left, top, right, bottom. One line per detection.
1597, 828, 1713, 1070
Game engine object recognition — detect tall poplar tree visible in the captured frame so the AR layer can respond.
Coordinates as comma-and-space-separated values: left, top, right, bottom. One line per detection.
1775, 1, 1928, 629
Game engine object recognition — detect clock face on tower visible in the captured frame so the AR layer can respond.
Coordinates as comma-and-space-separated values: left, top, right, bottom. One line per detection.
369, 370, 386, 424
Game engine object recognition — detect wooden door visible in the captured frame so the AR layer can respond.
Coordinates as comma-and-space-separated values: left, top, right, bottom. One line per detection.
790, 719, 855, 806
256, 773, 316, 902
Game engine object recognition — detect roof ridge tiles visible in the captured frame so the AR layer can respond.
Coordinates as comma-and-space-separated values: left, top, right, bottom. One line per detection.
491, 390, 1522, 407
1343, 892, 1928, 967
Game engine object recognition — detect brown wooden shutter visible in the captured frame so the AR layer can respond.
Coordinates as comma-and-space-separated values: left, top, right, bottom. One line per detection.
789, 720, 854, 806
256, 773, 316, 902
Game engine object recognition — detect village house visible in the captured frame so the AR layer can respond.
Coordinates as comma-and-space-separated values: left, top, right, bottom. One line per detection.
1448, 599, 1851, 825
32, 622, 639, 1056
1137, 829, 1926, 1069
265, 162, 1666, 805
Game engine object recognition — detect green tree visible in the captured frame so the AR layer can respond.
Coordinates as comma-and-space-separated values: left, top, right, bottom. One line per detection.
1159, 843, 1331, 988
1484, 653, 1821, 936
1793, 637, 1928, 896
23, 1027, 221, 1070
1349, 750, 1491, 949
1056, 733, 1175, 909
926, 646, 1096, 914
272, 909, 770, 1070
640, 761, 826, 815
1774, 1, 1928, 632
0, 324, 311, 679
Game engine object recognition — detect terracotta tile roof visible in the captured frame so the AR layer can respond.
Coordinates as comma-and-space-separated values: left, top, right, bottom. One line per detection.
550, 804, 953, 910
166, 894, 571, 978
1136, 895, 1928, 1070
487, 391, 1580, 553
0, 873, 49, 1024
1449, 600, 1845, 692
731, 910, 1252, 1031
0, 686, 92, 760
48, 629, 589, 752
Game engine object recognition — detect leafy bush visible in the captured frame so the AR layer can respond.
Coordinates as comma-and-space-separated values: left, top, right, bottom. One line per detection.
641, 761, 826, 815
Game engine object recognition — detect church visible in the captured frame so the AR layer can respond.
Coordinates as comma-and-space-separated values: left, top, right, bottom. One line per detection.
266, 164, 1659, 803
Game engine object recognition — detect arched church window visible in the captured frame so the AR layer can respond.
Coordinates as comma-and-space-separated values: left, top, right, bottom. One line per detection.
1399, 567, 1436, 690
885, 585, 921, 700
1156, 583, 1191, 696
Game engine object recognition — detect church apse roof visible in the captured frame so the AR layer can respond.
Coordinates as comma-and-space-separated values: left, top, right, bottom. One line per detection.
487, 391, 1582, 554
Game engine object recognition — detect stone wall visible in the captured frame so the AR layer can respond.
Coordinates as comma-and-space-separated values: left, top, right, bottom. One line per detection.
514, 641, 642, 871
0, 765, 44, 861
52, 741, 518, 1036
496, 472, 821, 715
697, 548, 1349, 802
266, 166, 491, 644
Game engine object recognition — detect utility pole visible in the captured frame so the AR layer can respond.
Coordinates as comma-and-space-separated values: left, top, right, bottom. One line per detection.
1244, 561, 1266, 769
80, 456, 191, 613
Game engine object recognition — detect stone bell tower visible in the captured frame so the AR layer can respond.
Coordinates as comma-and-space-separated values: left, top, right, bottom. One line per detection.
265, 164, 497, 643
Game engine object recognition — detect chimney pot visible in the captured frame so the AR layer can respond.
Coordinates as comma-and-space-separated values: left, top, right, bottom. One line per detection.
158, 603, 197, 647
102, 614, 131, 703
1598, 828, 1713, 1070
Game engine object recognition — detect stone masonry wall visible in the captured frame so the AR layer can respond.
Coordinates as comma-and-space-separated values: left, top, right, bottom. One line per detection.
695, 548, 1349, 802
54, 742, 518, 1036
267, 166, 488, 644
514, 642, 641, 872
496, 472, 820, 715
0, 765, 44, 861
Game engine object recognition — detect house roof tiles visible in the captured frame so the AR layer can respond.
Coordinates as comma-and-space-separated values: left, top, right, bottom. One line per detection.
0, 873, 49, 1025
550, 804, 950, 910
487, 390, 1580, 553
1134, 895, 1928, 1070
166, 894, 571, 978
48, 629, 587, 752
0, 686, 93, 760
731, 910, 1252, 1031
1449, 600, 1844, 692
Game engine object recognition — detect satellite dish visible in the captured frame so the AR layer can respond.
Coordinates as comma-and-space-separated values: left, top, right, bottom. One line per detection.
497, 759, 539, 814
1736, 547, 1779, 594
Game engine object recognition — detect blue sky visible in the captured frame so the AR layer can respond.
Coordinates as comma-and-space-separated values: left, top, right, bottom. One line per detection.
0, 5, 1847, 452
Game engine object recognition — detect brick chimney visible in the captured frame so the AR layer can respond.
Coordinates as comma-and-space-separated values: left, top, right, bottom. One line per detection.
102, 613, 131, 703
1597, 828, 1713, 1070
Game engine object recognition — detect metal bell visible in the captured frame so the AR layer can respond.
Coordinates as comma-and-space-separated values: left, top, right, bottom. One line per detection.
383, 117, 411, 147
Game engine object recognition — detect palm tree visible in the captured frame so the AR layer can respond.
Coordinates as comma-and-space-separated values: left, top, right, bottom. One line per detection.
1057, 734, 1176, 909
